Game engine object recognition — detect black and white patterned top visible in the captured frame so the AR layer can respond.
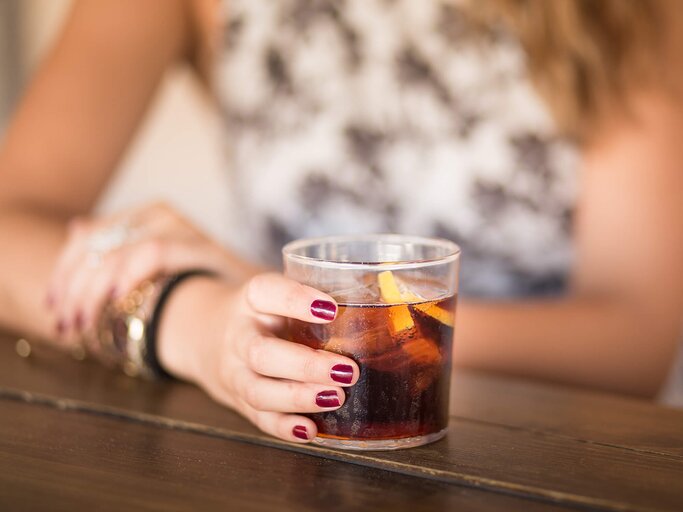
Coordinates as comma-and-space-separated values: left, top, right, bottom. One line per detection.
215, 0, 578, 299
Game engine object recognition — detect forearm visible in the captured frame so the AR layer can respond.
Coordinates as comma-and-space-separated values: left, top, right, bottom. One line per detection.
0, 205, 66, 340
454, 296, 680, 397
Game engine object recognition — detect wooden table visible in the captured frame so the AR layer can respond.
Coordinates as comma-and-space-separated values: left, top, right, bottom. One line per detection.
1, 334, 682, 512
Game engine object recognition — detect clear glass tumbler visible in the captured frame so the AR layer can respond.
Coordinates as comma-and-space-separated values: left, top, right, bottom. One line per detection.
283, 234, 460, 450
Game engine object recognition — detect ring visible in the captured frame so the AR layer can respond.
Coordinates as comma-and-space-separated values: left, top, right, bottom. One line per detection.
85, 223, 133, 268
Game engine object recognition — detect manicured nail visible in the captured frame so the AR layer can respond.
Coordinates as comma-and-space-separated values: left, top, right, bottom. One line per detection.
292, 425, 309, 440
310, 300, 336, 320
74, 311, 84, 330
316, 390, 341, 408
331, 364, 354, 384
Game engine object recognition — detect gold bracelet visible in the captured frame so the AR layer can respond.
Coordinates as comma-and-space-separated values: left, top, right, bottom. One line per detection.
95, 270, 214, 379
96, 277, 168, 378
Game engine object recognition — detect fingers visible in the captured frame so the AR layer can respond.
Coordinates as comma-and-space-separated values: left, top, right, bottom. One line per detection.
246, 273, 338, 323
47, 219, 93, 343
113, 239, 224, 298
241, 334, 359, 386
240, 404, 318, 444
47, 209, 229, 341
46, 218, 89, 309
230, 366, 346, 413
206, 370, 323, 444
69, 259, 120, 333
50, 244, 119, 339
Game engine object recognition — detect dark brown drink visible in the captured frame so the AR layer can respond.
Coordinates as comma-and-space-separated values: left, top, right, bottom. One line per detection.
289, 294, 455, 442
283, 236, 460, 450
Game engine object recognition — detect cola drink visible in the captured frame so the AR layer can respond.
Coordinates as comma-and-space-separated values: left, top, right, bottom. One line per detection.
283, 235, 460, 449
289, 282, 455, 442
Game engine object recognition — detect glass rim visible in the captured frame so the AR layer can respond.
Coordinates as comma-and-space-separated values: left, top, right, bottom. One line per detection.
282, 234, 460, 271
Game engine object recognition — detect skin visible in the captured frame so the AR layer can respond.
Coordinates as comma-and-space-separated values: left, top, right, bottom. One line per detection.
0, 0, 682, 442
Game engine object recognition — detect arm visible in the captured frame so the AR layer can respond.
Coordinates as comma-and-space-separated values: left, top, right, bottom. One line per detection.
0, 0, 193, 340
0, 1, 360, 446
455, 90, 683, 398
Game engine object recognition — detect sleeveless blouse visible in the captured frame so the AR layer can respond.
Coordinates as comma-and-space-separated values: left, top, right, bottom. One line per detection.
214, 0, 578, 299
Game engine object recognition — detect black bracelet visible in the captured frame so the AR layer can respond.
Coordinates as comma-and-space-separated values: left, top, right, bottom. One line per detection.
145, 269, 217, 379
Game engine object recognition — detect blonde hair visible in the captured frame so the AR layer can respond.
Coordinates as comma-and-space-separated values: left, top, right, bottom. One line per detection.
470, 0, 673, 143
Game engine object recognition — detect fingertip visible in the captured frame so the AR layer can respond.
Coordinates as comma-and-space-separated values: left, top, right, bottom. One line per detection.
330, 362, 359, 386
110, 286, 120, 300
283, 412, 318, 443
246, 274, 338, 324
291, 419, 318, 443
74, 310, 84, 331
315, 388, 344, 409
292, 424, 310, 441
310, 299, 337, 322
56, 318, 67, 336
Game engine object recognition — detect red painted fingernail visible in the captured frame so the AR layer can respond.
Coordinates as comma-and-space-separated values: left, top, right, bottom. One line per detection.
292, 425, 309, 440
316, 390, 341, 408
331, 364, 354, 384
74, 311, 84, 330
311, 300, 336, 320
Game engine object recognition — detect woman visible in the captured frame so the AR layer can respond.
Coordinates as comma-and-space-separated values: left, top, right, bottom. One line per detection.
0, 0, 681, 443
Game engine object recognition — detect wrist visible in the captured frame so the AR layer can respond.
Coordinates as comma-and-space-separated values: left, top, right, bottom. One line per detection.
156, 276, 232, 382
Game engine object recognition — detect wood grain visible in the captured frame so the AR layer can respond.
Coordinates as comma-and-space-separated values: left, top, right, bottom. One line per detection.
2, 335, 683, 511
3, 336, 682, 459
0, 398, 568, 512
451, 370, 683, 457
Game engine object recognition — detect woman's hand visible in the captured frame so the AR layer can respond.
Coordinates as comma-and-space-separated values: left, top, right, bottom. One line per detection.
158, 273, 359, 444
46, 202, 257, 344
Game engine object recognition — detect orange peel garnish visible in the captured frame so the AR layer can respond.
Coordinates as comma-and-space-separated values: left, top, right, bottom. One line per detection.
378, 270, 454, 327
377, 270, 414, 333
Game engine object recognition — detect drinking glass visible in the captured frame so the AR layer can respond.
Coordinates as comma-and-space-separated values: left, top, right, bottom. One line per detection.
283, 234, 460, 450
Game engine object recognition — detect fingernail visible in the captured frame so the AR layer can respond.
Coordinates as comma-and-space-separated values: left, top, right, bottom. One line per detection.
74, 311, 84, 330
110, 287, 119, 300
311, 300, 336, 320
331, 364, 354, 384
292, 425, 309, 440
56, 319, 67, 335
316, 390, 341, 408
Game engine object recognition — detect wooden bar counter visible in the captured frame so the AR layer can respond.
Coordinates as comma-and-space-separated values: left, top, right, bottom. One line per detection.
1, 334, 682, 511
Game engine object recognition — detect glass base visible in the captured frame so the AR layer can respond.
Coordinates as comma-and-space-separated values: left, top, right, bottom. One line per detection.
312, 427, 448, 451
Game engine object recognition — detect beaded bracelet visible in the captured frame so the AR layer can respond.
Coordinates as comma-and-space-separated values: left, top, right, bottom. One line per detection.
96, 270, 215, 379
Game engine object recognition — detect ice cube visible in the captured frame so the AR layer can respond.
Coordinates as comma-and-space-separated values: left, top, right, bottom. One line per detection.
401, 336, 441, 367
391, 273, 451, 303
413, 302, 455, 328
378, 271, 414, 304
403, 336, 442, 393
329, 281, 380, 304
325, 336, 358, 356
325, 306, 396, 357
363, 345, 411, 372
412, 365, 439, 394
326, 326, 396, 358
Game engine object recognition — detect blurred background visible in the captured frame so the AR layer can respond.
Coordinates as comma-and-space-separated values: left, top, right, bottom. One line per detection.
0, 0, 232, 242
